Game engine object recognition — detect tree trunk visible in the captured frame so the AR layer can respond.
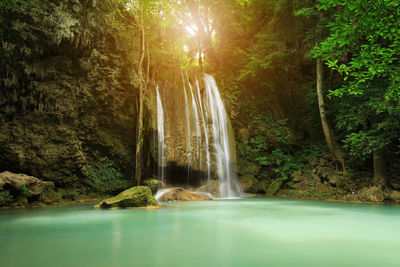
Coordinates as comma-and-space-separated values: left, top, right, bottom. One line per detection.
373, 149, 388, 187
135, 0, 146, 186
188, 0, 218, 66
316, 58, 346, 173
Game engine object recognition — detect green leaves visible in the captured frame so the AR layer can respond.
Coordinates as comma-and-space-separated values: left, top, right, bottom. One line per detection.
312, 0, 400, 160
83, 157, 129, 194
314, 0, 400, 97
0, 0, 26, 9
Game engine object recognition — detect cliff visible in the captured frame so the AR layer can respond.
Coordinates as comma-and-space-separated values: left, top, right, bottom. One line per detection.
0, 0, 139, 196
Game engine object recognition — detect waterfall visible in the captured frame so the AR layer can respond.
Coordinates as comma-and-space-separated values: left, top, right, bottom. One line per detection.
204, 74, 242, 198
156, 85, 165, 185
194, 78, 211, 188
154, 74, 242, 198
182, 74, 192, 182
186, 73, 202, 172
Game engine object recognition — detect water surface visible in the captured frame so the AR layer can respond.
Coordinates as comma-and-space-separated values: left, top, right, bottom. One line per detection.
1, 197, 400, 266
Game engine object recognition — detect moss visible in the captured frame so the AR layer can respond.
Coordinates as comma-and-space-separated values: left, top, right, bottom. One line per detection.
95, 186, 158, 208
143, 179, 162, 195
0, 189, 12, 206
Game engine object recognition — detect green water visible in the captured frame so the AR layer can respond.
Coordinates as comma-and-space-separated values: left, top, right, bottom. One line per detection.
1, 197, 400, 267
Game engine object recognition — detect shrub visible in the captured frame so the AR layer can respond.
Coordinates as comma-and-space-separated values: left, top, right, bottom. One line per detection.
82, 157, 130, 194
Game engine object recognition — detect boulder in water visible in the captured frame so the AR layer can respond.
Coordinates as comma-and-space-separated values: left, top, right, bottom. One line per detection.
156, 188, 212, 202
95, 186, 158, 208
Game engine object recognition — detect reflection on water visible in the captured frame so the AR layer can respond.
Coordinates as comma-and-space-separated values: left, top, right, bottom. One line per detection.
0, 198, 400, 267
112, 218, 121, 266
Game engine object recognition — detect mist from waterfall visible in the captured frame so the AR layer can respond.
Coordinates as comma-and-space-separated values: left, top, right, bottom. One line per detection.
156, 85, 165, 185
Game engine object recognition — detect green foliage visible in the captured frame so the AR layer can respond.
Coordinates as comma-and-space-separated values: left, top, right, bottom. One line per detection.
314, 0, 400, 98
313, 0, 400, 162
237, 109, 324, 184
21, 183, 29, 196
237, 114, 294, 165
0, 190, 11, 204
83, 157, 129, 194
0, 0, 26, 9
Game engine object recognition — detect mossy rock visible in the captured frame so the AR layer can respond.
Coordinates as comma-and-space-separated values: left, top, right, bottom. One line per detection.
358, 186, 384, 202
143, 179, 163, 195
95, 186, 158, 208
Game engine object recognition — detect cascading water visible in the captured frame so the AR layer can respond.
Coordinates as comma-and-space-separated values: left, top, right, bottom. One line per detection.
154, 74, 242, 198
195, 78, 211, 188
182, 74, 192, 181
203, 74, 242, 198
186, 73, 202, 172
156, 85, 165, 185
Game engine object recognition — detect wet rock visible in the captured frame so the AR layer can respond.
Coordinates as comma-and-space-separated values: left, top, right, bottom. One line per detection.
157, 188, 212, 202
0, 171, 58, 207
358, 186, 384, 202
95, 186, 158, 208
195, 180, 220, 197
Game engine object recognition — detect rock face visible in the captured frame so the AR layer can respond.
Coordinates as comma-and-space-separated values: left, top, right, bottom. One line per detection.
95, 186, 158, 209
238, 174, 258, 193
156, 188, 212, 202
0, 171, 58, 207
0, 0, 144, 191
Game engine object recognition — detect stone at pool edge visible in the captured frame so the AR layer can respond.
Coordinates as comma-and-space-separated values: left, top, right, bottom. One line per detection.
157, 188, 212, 202
95, 186, 158, 209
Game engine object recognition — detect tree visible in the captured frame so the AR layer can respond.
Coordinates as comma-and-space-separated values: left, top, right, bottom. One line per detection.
313, 0, 400, 186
